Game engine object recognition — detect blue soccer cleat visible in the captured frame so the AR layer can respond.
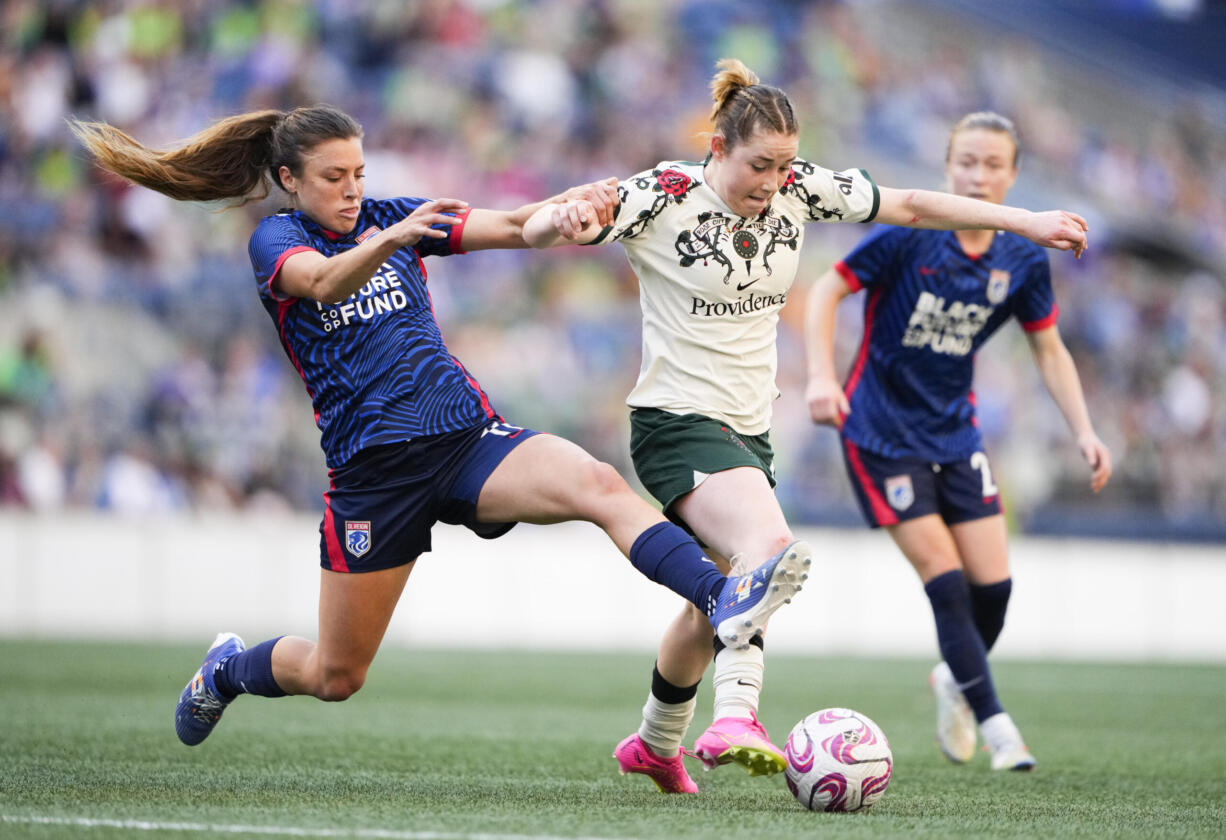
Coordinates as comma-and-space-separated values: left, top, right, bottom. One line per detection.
174, 632, 245, 746
709, 540, 811, 649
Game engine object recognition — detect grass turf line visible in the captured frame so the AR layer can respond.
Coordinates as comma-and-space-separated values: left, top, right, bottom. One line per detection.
1, 640, 1223, 839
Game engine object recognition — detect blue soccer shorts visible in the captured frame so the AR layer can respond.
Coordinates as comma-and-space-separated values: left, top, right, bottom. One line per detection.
841, 436, 1002, 529
319, 419, 539, 573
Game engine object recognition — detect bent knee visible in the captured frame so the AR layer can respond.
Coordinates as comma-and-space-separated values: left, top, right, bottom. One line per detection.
317, 666, 367, 702
571, 457, 634, 509
585, 458, 630, 496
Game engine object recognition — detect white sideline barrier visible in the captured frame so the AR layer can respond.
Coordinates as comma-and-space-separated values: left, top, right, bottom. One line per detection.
0, 512, 1223, 661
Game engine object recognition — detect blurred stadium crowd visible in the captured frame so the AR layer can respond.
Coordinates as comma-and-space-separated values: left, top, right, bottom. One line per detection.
1, 0, 1223, 539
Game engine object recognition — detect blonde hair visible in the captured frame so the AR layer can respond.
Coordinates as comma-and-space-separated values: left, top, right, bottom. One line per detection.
708, 58, 796, 151
946, 111, 1021, 166
69, 105, 363, 205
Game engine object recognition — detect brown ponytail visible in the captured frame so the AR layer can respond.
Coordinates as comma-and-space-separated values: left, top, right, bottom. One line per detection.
708, 58, 796, 151
69, 105, 363, 205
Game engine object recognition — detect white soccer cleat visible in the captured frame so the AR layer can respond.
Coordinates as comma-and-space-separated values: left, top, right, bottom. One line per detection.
929, 661, 976, 764
988, 741, 1037, 771
980, 711, 1037, 771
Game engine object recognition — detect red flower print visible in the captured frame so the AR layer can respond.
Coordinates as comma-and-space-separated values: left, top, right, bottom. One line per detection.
656, 168, 692, 197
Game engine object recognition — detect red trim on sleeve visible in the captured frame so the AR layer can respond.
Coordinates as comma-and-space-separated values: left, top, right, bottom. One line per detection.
844, 438, 898, 526
834, 260, 863, 293
448, 207, 472, 254
268, 245, 317, 301
843, 287, 882, 400
1021, 303, 1059, 333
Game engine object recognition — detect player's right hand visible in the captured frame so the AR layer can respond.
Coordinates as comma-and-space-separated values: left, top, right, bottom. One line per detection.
806, 376, 849, 427
391, 198, 469, 246
1026, 209, 1088, 258
550, 198, 599, 241
564, 177, 618, 227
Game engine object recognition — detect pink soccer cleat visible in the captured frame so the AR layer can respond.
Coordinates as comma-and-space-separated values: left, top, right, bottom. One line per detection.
692, 712, 786, 776
613, 733, 698, 794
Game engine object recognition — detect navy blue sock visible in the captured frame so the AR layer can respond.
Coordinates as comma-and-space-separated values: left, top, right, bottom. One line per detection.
214, 636, 288, 699
925, 570, 1003, 722
629, 522, 725, 614
970, 578, 1012, 652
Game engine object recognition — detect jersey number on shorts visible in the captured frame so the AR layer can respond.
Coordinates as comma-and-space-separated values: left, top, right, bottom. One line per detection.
481, 421, 524, 438
969, 452, 999, 499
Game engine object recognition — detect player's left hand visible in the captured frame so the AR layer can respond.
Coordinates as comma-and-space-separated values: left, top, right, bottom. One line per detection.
1026, 210, 1089, 258
564, 177, 618, 228
1078, 432, 1112, 493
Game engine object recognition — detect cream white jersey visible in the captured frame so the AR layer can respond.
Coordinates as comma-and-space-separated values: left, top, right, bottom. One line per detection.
587, 158, 878, 434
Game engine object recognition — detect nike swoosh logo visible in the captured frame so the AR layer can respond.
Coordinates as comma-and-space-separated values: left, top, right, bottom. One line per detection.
919, 266, 937, 275
955, 675, 985, 692
736, 679, 760, 688
736, 278, 761, 291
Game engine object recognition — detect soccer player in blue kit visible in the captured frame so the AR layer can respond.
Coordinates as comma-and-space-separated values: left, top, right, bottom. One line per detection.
805, 112, 1113, 770
527, 59, 1092, 794
69, 104, 811, 751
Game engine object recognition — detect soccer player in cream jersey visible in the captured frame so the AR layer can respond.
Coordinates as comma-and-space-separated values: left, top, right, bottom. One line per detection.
526, 62, 1090, 793
70, 104, 811, 757
805, 112, 1112, 771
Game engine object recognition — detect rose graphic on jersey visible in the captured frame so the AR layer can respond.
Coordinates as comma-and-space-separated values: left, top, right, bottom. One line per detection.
613, 168, 698, 240
656, 168, 693, 197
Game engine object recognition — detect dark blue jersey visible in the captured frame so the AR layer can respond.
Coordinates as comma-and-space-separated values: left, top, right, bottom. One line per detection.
837, 226, 1057, 461
248, 198, 496, 468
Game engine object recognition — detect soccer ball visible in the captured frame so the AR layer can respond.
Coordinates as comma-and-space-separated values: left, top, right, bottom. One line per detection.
783, 707, 893, 812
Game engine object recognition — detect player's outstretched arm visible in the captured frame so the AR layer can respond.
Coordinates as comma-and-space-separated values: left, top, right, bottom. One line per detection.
1025, 325, 1113, 493
804, 267, 854, 427
875, 187, 1088, 257
463, 177, 618, 252
279, 199, 468, 302
522, 198, 607, 248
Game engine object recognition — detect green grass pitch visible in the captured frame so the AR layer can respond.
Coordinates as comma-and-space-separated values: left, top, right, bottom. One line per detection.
2, 640, 1224, 839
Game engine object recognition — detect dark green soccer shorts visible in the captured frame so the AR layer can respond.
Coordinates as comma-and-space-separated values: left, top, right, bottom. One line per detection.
629, 407, 776, 520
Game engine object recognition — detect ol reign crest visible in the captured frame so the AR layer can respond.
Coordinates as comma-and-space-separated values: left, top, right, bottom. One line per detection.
987, 269, 1011, 304
345, 521, 372, 557
885, 475, 914, 511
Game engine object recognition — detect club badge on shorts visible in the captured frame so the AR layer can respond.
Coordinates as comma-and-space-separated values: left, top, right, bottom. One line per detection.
345, 521, 372, 557
885, 475, 914, 511
987, 269, 1011, 304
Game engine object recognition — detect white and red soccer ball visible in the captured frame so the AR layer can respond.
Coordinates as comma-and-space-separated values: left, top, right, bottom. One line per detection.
783, 707, 893, 812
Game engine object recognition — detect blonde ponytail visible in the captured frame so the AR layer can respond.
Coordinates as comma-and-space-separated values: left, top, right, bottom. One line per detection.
706, 58, 796, 152
709, 58, 760, 123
